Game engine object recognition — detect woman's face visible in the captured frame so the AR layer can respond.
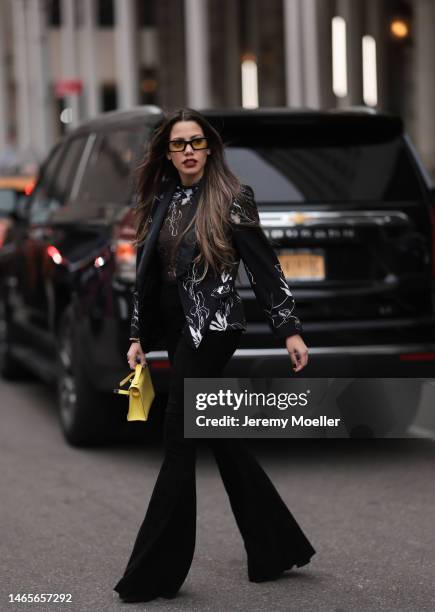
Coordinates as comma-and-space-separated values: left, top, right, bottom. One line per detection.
166, 120, 210, 185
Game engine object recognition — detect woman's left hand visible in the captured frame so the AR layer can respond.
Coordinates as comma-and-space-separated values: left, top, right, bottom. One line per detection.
285, 334, 308, 373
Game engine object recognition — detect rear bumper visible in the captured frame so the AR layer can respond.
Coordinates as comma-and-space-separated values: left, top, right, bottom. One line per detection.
147, 341, 435, 382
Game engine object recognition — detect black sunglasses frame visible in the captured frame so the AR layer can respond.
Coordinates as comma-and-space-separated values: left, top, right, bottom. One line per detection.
168, 137, 209, 152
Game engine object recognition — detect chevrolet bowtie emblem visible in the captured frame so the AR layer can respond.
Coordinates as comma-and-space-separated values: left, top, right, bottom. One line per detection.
287, 212, 308, 225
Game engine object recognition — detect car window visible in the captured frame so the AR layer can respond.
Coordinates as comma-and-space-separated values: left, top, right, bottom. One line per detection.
73, 129, 145, 214
51, 137, 88, 205
0, 189, 17, 215
29, 137, 88, 223
224, 139, 424, 203
28, 145, 64, 223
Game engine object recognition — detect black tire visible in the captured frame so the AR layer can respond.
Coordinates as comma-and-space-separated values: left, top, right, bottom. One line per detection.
0, 296, 30, 380
56, 305, 124, 447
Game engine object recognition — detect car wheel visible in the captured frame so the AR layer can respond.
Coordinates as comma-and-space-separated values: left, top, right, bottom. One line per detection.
0, 296, 27, 380
56, 306, 123, 447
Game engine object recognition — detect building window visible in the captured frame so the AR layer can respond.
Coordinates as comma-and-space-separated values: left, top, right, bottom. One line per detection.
137, 0, 156, 27
98, 0, 114, 27
139, 67, 158, 105
102, 84, 117, 111
48, 0, 61, 27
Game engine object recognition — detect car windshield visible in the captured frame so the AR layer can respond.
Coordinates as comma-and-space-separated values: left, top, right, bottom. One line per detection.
224, 138, 423, 203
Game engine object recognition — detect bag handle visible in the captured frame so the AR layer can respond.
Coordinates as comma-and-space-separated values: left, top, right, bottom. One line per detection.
114, 363, 148, 395
119, 370, 135, 387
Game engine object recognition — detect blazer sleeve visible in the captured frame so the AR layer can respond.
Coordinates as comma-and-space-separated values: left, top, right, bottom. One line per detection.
129, 243, 144, 341
230, 185, 303, 340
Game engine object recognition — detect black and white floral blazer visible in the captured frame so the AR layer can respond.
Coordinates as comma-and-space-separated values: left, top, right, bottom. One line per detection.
130, 176, 303, 351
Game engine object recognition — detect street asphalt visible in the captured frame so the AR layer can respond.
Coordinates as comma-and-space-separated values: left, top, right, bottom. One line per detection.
1, 377, 435, 612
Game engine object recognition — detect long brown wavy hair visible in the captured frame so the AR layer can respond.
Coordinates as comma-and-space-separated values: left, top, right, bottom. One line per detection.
132, 108, 245, 279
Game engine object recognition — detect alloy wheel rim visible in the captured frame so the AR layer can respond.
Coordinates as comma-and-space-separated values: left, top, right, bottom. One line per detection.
58, 327, 77, 429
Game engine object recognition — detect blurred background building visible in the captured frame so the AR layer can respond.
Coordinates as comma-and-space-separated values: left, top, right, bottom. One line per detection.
0, 0, 434, 178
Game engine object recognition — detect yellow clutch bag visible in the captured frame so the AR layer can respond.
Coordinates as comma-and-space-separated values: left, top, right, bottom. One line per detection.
113, 363, 155, 421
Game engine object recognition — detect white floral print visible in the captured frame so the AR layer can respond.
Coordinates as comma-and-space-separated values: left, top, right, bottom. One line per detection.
165, 185, 196, 236
209, 292, 245, 331
244, 262, 256, 286
158, 183, 200, 282
130, 290, 140, 338
211, 269, 233, 298
131, 183, 303, 349
263, 264, 301, 329
182, 261, 210, 347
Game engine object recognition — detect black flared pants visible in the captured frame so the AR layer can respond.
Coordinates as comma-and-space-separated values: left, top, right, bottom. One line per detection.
114, 283, 316, 600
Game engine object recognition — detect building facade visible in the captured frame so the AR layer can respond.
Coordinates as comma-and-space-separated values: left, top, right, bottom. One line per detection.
0, 0, 434, 178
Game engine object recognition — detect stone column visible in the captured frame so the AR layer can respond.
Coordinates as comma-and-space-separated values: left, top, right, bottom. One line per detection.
301, 0, 321, 108
27, 0, 52, 156
114, 0, 138, 109
61, 0, 80, 127
184, 0, 211, 108
283, 0, 303, 107
284, 0, 333, 109
0, 0, 9, 153
12, 0, 32, 154
414, 0, 435, 176
336, 0, 364, 107
81, 0, 100, 117
315, 0, 335, 109
365, 0, 386, 110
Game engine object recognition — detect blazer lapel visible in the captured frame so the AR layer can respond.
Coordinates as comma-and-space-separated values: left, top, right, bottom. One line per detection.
136, 177, 178, 286
137, 176, 204, 290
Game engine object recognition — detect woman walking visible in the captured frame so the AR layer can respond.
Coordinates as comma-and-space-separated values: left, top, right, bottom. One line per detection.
113, 108, 316, 603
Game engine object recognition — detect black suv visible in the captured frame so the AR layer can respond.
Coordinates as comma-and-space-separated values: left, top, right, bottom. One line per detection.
1, 107, 434, 445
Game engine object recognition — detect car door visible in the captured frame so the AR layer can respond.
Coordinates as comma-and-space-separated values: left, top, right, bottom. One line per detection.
12, 136, 90, 354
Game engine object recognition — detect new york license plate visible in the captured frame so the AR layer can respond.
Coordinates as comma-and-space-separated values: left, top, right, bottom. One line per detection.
278, 250, 325, 280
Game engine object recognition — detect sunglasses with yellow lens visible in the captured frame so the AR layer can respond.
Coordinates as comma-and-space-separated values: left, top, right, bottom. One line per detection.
168, 137, 209, 152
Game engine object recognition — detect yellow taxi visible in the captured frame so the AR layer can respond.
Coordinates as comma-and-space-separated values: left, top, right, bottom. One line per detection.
0, 175, 36, 247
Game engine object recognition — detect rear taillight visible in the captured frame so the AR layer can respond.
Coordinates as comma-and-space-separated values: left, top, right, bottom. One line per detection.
399, 352, 435, 362
112, 209, 137, 282
113, 240, 136, 282
24, 182, 35, 196
46, 244, 64, 265
149, 360, 171, 370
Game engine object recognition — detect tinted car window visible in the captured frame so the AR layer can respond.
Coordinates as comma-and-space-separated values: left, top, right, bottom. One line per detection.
29, 145, 64, 224
203, 114, 422, 203
51, 137, 88, 204
74, 129, 145, 212
29, 137, 87, 223
224, 139, 423, 203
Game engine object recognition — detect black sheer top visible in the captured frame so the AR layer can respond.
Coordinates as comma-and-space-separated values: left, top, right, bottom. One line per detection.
156, 180, 201, 283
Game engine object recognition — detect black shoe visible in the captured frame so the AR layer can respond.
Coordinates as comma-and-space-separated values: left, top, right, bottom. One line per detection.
118, 592, 160, 603
249, 556, 313, 583
118, 588, 179, 603
161, 590, 178, 599
249, 569, 285, 583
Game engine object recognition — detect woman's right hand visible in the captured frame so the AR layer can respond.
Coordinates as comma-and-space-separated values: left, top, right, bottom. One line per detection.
127, 341, 147, 369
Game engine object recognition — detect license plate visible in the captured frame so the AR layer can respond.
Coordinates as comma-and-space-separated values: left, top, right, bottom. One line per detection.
278, 251, 325, 280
